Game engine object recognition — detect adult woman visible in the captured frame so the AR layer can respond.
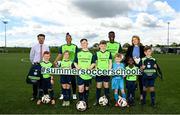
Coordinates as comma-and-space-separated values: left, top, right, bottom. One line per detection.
125, 35, 145, 102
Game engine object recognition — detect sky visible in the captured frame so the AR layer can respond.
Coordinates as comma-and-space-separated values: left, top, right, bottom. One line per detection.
0, 0, 180, 47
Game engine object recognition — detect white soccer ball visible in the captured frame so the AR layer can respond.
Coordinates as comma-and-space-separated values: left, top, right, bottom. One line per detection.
76, 101, 87, 111
99, 95, 108, 106
41, 94, 51, 104
117, 96, 127, 107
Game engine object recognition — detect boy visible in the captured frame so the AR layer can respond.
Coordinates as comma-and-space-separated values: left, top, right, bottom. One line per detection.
140, 46, 160, 107
59, 51, 73, 106
74, 38, 95, 107
112, 53, 126, 107
94, 40, 112, 106
125, 57, 138, 106
37, 51, 55, 105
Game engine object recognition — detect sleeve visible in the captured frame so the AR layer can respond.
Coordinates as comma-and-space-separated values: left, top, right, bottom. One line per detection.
58, 46, 62, 54
94, 53, 97, 62
30, 46, 34, 64
156, 62, 163, 79
75, 46, 79, 54
91, 54, 96, 64
109, 52, 112, 59
118, 44, 123, 53
74, 54, 78, 63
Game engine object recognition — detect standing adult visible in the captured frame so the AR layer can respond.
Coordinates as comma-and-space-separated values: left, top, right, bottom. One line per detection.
54, 33, 78, 100
29, 34, 49, 101
125, 35, 145, 101
106, 31, 122, 62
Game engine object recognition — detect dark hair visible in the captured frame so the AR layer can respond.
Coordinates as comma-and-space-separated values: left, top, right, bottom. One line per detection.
99, 40, 106, 45
144, 46, 152, 51
37, 34, 45, 38
109, 31, 115, 34
80, 38, 88, 43
66, 32, 71, 37
127, 57, 134, 63
43, 51, 50, 55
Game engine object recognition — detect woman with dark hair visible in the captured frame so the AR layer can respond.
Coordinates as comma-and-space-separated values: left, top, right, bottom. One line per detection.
125, 35, 145, 102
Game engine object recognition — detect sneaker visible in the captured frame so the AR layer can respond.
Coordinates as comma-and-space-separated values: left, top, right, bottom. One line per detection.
30, 97, 36, 101
51, 99, 55, 105
59, 94, 64, 100
72, 94, 77, 100
62, 101, 66, 106
37, 100, 41, 105
66, 101, 70, 106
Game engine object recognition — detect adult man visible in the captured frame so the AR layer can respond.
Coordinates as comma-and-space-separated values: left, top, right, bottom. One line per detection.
54, 33, 78, 100
29, 34, 49, 101
106, 31, 122, 62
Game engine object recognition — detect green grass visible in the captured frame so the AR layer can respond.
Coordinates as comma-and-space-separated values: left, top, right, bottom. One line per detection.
0, 53, 180, 114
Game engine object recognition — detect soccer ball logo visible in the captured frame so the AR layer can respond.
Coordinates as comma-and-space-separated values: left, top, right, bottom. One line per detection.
76, 101, 87, 111
99, 95, 108, 106
117, 96, 127, 107
41, 94, 51, 104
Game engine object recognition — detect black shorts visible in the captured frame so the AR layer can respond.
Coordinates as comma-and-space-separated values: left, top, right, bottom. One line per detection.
77, 76, 91, 87
39, 78, 52, 90
60, 75, 72, 84
142, 77, 155, 87
96, 76, 110, 82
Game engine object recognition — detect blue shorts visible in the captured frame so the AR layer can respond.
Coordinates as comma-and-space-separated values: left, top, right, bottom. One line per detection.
39, 78, 52, 90
77, 76, 91, 87
96, 76, 110, 82
142, 77, 155, 87
60, 75, 72, 84
112, 77, 124, 90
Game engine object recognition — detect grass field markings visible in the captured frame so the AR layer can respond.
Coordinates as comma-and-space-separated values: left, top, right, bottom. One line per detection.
21, 58, 31, 63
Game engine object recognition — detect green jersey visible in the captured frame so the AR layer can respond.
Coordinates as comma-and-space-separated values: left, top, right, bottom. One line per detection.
74, 50, 95, 80
59, 44, 78, 61
106, 41, 122, 62
95, 50, 112, 69
40, 61, 53, 79
59, 59, 72, 69
126, 65, 138, 81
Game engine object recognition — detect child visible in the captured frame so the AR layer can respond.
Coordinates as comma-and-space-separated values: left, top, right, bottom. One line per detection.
59, 50, 73, 106
74, 38, 96, 108
140, 46, 160, 107
125, 57, 138, 106
37, 51, 55, 105
94, 40, 112, 106
112, 53, 126, 107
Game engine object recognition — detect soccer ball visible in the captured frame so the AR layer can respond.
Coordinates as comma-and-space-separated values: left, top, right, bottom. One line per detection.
76, 101, 87, 111
99, 95, 108, 106
117, 96, 127, 107
41, 94, 51, 104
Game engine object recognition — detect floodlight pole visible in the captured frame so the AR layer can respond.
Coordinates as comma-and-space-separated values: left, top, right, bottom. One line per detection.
167, 22, 170, 49
2, 20, 8, 49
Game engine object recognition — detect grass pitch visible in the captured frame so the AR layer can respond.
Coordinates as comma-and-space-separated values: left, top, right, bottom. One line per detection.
0, 53, 180, 114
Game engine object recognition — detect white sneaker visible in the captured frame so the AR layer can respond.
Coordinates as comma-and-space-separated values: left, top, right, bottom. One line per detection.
72, 94, 77, 100
59, 94, 64, 100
